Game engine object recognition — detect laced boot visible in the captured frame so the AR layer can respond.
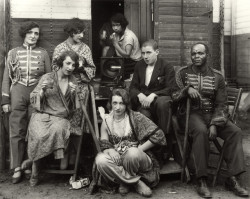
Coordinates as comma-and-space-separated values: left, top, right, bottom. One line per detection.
225, 176, 249, 197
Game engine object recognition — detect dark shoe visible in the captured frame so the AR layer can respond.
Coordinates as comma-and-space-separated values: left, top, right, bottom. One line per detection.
12, 168, 22, 184
225, 176, 249, 197
134, 180, 152, 198
118, 183, 130, 196
197, 178, 212, 198
24, 170, 32, 180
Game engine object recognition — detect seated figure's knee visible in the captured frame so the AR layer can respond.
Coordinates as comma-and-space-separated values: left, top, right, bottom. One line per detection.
156, 97, 171, 111
125, 147, 141, 161
230, 124, 242, 140
191, 125, 208, 137
95, 152, 109, 167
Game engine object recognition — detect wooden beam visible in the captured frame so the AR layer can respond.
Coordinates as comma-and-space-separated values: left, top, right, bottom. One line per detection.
231, 0, 236, 79
0, 0, 6, 170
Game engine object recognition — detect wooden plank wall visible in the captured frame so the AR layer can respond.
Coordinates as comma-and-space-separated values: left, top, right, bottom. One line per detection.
125, 0, 152, 46
10, 0, 91, 20
154, 0, 212, 67
9, 18, 91, 59
235, 0, 250, 88
236, 34, 250, 86
224, 0, 232, 79
0, 0, 6, 170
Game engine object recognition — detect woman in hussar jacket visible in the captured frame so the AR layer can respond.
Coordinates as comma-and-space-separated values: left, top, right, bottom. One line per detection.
1, 21, 51, 184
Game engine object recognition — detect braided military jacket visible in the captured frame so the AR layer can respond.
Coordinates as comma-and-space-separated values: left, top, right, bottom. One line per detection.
1, 44, 51, 105
172, 65, 229, 127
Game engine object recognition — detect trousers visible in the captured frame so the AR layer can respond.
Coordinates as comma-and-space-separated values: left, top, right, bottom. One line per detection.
137, 96, 172, 135
188, 111, 245, 178
95, 147, 152, 185
9, 83, 36, 169
138, 96, 172, 161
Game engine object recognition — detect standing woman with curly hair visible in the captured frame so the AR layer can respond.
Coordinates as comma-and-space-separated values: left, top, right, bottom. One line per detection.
1, 21, 51, 184
52, 18, 96, 82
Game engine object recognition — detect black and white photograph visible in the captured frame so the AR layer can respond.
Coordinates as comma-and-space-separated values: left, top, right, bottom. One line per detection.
0, 0, 250, 198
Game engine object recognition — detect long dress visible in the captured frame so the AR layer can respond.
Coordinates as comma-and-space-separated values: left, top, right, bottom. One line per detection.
27, 72, 80, 161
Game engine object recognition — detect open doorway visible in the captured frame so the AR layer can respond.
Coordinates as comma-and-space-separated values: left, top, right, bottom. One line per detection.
91, 0, 124, 76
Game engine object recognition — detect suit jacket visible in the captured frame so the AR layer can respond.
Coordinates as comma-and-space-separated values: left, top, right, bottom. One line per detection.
129, 58, 175, 109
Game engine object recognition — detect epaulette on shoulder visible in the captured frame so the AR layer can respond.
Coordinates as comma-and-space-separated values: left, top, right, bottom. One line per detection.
37, 47, 47, 51
175, 65, 188, 74
211, 68, 223, 76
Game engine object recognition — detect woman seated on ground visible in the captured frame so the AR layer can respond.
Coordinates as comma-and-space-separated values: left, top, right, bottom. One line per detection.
95, 88, 166, 198
27, 50, 81, 186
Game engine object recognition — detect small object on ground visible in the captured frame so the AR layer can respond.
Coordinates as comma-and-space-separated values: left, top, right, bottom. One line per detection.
69, 176, 90, 190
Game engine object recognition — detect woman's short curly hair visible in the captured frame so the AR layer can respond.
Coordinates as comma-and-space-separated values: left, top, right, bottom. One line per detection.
19, 21, 40, 39
64, 18, 86, 37
107, 88, 130, 112
110, 13, 128, 30
56, 50, 79, 70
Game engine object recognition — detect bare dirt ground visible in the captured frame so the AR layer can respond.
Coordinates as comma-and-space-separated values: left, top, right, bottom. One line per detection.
0, 113, 250, 199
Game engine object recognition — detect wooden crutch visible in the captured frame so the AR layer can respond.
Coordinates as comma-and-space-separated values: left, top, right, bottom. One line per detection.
72, 86, 101, 181
181, 97, 191, 182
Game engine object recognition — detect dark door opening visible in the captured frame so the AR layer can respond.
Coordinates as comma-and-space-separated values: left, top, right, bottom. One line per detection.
91, 0, 124, 76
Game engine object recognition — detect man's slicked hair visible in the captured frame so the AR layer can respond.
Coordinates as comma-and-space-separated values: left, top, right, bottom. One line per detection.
141, 39, 158, 50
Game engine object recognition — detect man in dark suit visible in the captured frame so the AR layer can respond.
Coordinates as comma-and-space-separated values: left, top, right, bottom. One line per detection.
129, 39, 175, 150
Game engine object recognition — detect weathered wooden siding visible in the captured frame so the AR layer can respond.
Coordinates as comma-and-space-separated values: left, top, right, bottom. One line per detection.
235, 0, 250, 35
235, 0, 250, 86
236, 34, 250, 86
154, 0, 212, 67
224, 0, 231, 36
9, 0, 92, 59
223, 0, 232, 80
124, 0, 152, 45
10, 0, 91, 19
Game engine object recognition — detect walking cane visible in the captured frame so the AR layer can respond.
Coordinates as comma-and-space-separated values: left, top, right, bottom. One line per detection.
181, 97, 191, 182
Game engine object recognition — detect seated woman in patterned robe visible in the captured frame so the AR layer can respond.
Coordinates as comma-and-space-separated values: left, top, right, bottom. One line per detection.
94, 88, 166, 197
27, 51, 81, 186
52, 17, 96, 135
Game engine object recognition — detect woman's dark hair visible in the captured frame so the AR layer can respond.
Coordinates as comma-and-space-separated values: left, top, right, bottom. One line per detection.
107, 88, 130, 112
64, 18, 86, 37
56, 50, 79, 70
19, 21, 40, 39
110, 13, 128, 29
